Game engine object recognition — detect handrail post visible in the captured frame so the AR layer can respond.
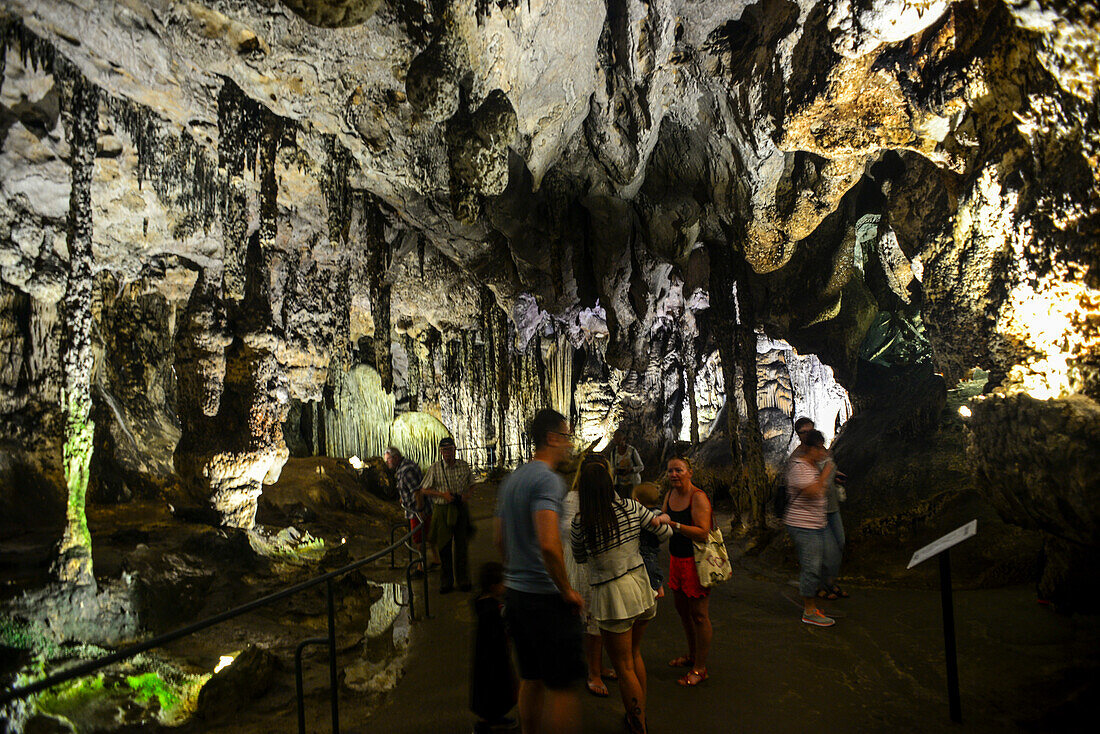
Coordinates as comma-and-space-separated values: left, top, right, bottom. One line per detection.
295, 637, 327, 734
405, 562, 417, 620
420, 512, 430, 619
390, 523, 400, 569
326, 578, 339, 733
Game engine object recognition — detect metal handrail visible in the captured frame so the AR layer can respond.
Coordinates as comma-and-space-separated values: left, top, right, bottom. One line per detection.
0, 513, 432, 733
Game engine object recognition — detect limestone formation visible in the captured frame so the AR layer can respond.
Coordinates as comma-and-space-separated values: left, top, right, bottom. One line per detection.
0, 0, 1096, 600
279, 1, 384, 28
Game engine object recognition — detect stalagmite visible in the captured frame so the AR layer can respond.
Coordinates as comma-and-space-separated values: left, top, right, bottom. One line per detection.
53, 57, 98, 586
707, 239, 768, 530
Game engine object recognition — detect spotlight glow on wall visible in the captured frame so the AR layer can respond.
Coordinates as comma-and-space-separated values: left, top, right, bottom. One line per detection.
958, 405, 972, 418
214, 655, 236, 674
348, 456, 364, 470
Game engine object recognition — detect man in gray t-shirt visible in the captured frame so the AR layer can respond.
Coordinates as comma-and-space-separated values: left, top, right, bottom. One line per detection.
494, 409, 584, 734
497, 460, 565, 594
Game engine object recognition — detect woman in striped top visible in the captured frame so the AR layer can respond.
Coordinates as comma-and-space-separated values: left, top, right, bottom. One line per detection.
784, 429, 837, 627
572, 462, 671, 734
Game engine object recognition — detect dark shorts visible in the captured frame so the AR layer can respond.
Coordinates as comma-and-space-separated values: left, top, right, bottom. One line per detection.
504, 588, 584, 689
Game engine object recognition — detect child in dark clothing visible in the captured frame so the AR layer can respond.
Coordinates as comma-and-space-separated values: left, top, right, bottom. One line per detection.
470, 562, 517, 733
633, 482, 666, 598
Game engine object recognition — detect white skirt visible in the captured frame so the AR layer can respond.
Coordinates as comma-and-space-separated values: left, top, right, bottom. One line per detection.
589, 566, 657, 623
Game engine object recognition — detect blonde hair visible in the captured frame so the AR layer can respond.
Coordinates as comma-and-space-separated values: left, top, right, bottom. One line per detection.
632, 482, 660, 507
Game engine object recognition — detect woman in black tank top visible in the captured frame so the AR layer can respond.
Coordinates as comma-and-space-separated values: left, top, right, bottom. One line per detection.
656, 457, 714, 686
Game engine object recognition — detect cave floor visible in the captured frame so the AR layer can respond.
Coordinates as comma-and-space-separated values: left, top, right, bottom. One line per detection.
3, 479, 1097, 733
356, 483, 1098, 734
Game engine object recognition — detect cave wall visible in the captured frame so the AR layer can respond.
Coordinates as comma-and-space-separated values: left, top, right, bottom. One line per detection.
0, 0, 1094, 563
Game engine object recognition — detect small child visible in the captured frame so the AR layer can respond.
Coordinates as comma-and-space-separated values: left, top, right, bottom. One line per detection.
632, 482, 666, 599
470, 562, 517, 733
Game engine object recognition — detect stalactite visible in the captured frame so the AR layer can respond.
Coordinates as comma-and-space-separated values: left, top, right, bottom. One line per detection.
256, 112, 280, 304
0, 16, 8, 99
321, 134, 353, 245
542, 332, 574, 420
684, 319, 700, 445
2, 17, 55, 77
53, 57, 98, 587
103, 95, 219, 233
218, 78, 262, 301
360, 195, 393, 392
322, 366, 395, 460
404, 334, 420, 411
479, 289, 496, 464
391, 412, 449, 470
493, 301, 510, 466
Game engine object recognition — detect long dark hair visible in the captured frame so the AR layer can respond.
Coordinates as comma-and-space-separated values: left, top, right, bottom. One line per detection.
577, 461, 620, 551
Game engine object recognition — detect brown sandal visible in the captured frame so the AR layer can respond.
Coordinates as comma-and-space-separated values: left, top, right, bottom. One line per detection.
678, 668, 708, 687
668, 655, 694, 668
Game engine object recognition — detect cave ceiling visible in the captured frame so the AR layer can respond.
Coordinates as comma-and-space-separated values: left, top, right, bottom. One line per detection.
0, 0, 1097, 395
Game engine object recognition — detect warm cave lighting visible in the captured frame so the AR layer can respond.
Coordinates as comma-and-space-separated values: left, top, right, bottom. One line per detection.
341, 537, 347, 544
958, 405, 972, 418
348, 455, 365, 470
214, 655, 236, 674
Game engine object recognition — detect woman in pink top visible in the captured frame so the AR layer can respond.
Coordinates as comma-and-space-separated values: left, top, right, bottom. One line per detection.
784, 430, 836, 627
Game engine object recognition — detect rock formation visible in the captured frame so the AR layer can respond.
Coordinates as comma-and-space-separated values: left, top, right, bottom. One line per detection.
0, 0, 1096, 594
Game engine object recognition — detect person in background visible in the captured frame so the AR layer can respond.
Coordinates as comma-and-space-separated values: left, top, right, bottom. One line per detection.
632, 482, 666, 599
384, 446, 439, 576
562, 454, 618, 699
495, 409, 584, 734
656, 457, 714, 687
792, 418, 849, 600
571, 461, 671, 734
422, 436, 474, 593
470, 561, 518, 734
609, 430, 644, 500
784, 429, 837, 627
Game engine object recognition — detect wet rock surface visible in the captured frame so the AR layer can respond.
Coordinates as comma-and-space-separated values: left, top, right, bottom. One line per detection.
1, 459, 411, 732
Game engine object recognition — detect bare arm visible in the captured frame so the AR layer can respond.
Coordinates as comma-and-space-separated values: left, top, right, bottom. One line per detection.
535, 509, 583, 609
670, 490, 712, 542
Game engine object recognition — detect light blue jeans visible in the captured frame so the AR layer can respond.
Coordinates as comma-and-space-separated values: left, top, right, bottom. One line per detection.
822, 511, 846, 585
786, 525, 825, 598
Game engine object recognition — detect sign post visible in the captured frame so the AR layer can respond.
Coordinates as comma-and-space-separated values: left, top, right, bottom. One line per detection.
907, 519, 977, 724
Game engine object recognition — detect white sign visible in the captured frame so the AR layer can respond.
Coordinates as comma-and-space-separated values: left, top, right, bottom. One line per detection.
906, 520, 978, 570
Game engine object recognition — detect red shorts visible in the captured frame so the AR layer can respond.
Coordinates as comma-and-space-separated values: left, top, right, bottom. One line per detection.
410, 515, 429, 545
668, 555, 709, 598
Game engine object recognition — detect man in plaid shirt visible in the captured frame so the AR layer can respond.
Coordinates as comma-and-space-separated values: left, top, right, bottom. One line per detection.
385, 446, 438, 574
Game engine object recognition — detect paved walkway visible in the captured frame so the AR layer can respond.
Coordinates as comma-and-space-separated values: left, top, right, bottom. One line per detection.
364, 483, 1098, 734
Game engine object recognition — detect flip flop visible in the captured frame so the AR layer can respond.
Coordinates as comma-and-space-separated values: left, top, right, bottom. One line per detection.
668, 655, 694, 668
601, 668, 618, 681
677, 669, 708, 687
830, 585, 850, 598
586, 679, 610, 697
